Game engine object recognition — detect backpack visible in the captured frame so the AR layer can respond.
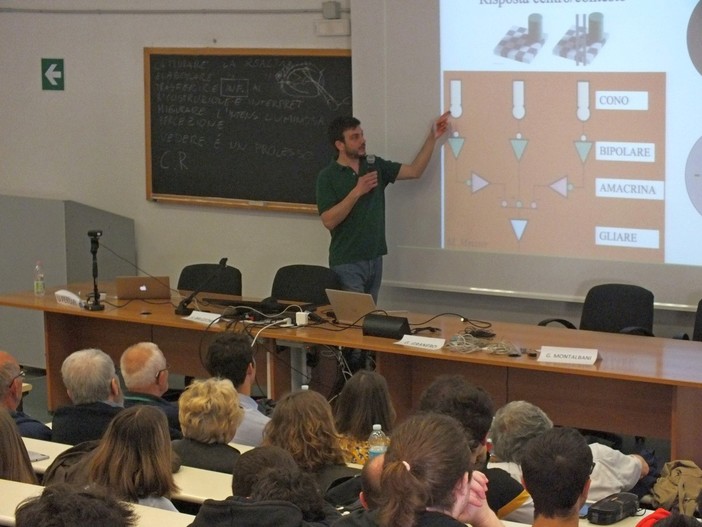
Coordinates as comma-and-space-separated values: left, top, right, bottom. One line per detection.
650, 460, 702, 515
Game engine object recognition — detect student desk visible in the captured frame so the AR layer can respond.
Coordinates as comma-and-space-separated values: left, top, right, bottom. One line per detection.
4, 285, 702, 464
0, 478, 195, 526
23, 437, 232, 504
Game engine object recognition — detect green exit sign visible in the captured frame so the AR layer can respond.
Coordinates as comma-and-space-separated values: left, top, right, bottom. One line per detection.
42, 58, 64, 90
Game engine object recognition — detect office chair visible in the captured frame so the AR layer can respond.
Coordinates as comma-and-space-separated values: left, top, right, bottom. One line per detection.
270, 264, 341, 306
674, 298, 702, 341
538, 283, 655, 336
177, 263, 242, 296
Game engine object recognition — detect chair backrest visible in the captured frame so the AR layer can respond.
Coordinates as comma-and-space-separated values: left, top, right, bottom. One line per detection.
177, 263, 242, 296
270, 264, 341, 306
579, 283, 654, 334
692, 299, 702, 342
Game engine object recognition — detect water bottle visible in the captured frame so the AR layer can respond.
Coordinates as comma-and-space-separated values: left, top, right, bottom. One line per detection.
33, 261, 45, 296
368, 423, 388, 460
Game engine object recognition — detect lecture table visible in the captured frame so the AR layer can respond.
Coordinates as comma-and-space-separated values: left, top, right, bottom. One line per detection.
2, 283, 702, 464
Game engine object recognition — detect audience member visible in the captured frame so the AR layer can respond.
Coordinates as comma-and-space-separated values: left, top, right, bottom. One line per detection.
231, 445, 298, 497
0, 407, 38, 484
333, 370, 396, 465
52, 348, 124, 445
359, 453, 384, 510
521, 427, 593, 527
15, 483, 137, 527
489, 401, 649, 506
191, 445, 340, 527
89, 405, 179, 511
120, 342, 181, 437
205, 332, 270, 446
340, 412, 503, 527
172, 377, 244, 473
0, 350, 52, 439
263, 389, 359, 496
418, 374, 532, 521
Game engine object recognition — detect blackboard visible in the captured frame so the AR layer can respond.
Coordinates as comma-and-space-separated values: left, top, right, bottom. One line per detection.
144, 48, 352, 213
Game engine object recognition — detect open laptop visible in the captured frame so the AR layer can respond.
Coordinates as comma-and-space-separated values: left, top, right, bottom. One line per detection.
325, 289, 407, 325
115, 276, 172, 300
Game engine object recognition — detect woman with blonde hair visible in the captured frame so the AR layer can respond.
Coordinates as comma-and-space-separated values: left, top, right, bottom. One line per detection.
89, 404, 178, 511
333, 370, 396, 464
0, 407, 37, 484
262, 389, 358, 496
377, 412, 503, 527
172, 377, 244, 473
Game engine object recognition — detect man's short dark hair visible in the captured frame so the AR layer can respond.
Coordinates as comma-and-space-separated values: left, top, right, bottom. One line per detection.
521, 427, 593, 519
418, 374, 494, 448
15, 484, 136, 527
205, 333, 254, 388
327, 116, 361, 148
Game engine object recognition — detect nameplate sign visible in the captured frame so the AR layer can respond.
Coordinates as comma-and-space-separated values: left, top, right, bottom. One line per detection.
186, 311, 222, 324
537, 346, 598, 365
397, 335, 445, 350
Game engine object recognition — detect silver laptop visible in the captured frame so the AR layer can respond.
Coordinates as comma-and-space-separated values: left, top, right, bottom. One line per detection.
115, 276, 172, 300
325, 289, 381, 324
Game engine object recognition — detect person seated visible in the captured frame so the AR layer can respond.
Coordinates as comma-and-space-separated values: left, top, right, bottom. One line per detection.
204, 333, 270, 446
88, 405, 179, 511
52, 348, 124, 445
335, 412, 504, 527
15, 483, 137, 527
333, 370, 396, 465
191, 445, 340, 527
0, 407, 38, 484
262, 389, 360, 501
418, 374, 532, 522
0, 349, 52, 440
521, 427, 593, 527
171, 377, 244, 473
488, 400, 649, 514
119, 342, 181, 438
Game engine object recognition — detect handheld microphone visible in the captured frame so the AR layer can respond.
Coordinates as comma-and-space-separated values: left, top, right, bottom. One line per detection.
175, 257, 228, 316
366, 154, 376, 174
88, 230, 103, 238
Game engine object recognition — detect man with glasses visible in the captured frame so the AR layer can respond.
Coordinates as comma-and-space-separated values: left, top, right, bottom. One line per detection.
0, 349, 52, 439
120, 342, 181, 439
52, 348, 124, 445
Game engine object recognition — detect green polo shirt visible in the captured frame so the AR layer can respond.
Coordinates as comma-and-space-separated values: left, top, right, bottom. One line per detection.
316, 156, 401, 267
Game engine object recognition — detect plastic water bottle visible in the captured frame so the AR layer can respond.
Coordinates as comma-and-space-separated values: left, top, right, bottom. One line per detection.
33, 261, 45, 296
368, 423, 388, 460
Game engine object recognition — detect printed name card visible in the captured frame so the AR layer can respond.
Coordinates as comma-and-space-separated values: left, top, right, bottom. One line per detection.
537, 346, 599, 365
396, 335, 446, 350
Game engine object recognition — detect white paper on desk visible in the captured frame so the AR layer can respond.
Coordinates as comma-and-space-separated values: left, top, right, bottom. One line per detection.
538, 346, 598, 365
185, 311, 222, 324
396, 335, 446, 350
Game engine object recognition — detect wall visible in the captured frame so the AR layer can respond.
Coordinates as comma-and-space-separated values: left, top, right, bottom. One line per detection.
0, 0, 695, 344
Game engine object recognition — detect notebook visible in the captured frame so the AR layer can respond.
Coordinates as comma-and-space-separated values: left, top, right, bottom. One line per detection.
325, 288, 382, 324
115, 276, 172, 300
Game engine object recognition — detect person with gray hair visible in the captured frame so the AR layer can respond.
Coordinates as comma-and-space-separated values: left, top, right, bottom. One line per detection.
52, 348, 124, 445
488, 400, 649, 520
120, 342, 180, 437
0, 350, 51, 439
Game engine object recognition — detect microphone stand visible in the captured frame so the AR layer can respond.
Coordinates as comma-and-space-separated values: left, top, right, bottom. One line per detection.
175, 257, 228, 316
85, 230, 105, 311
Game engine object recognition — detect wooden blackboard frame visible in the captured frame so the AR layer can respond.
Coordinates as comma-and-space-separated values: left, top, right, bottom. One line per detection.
144, 47, 352, 214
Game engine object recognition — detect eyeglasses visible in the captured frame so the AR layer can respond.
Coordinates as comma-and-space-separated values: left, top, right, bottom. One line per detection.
590, 462, 596, 474
8, 369, 25, 387
155, 364, 170, 381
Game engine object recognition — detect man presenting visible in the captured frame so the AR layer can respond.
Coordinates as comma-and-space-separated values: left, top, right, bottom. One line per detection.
316, 112, 450, 302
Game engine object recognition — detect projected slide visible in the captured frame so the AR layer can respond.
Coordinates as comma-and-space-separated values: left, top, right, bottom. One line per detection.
440, 1, 701, 267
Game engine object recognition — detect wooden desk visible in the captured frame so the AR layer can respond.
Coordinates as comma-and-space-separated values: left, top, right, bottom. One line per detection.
4, 285, 702, 464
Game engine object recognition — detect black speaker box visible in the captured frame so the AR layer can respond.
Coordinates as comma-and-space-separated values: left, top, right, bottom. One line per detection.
362, 313, 411, 340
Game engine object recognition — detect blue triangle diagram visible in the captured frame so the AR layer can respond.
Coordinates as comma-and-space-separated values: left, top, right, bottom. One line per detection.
574, 140, 592, 163
510, 138, 528, 161
511, 219, 528, 241
448, 136, 465, 158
